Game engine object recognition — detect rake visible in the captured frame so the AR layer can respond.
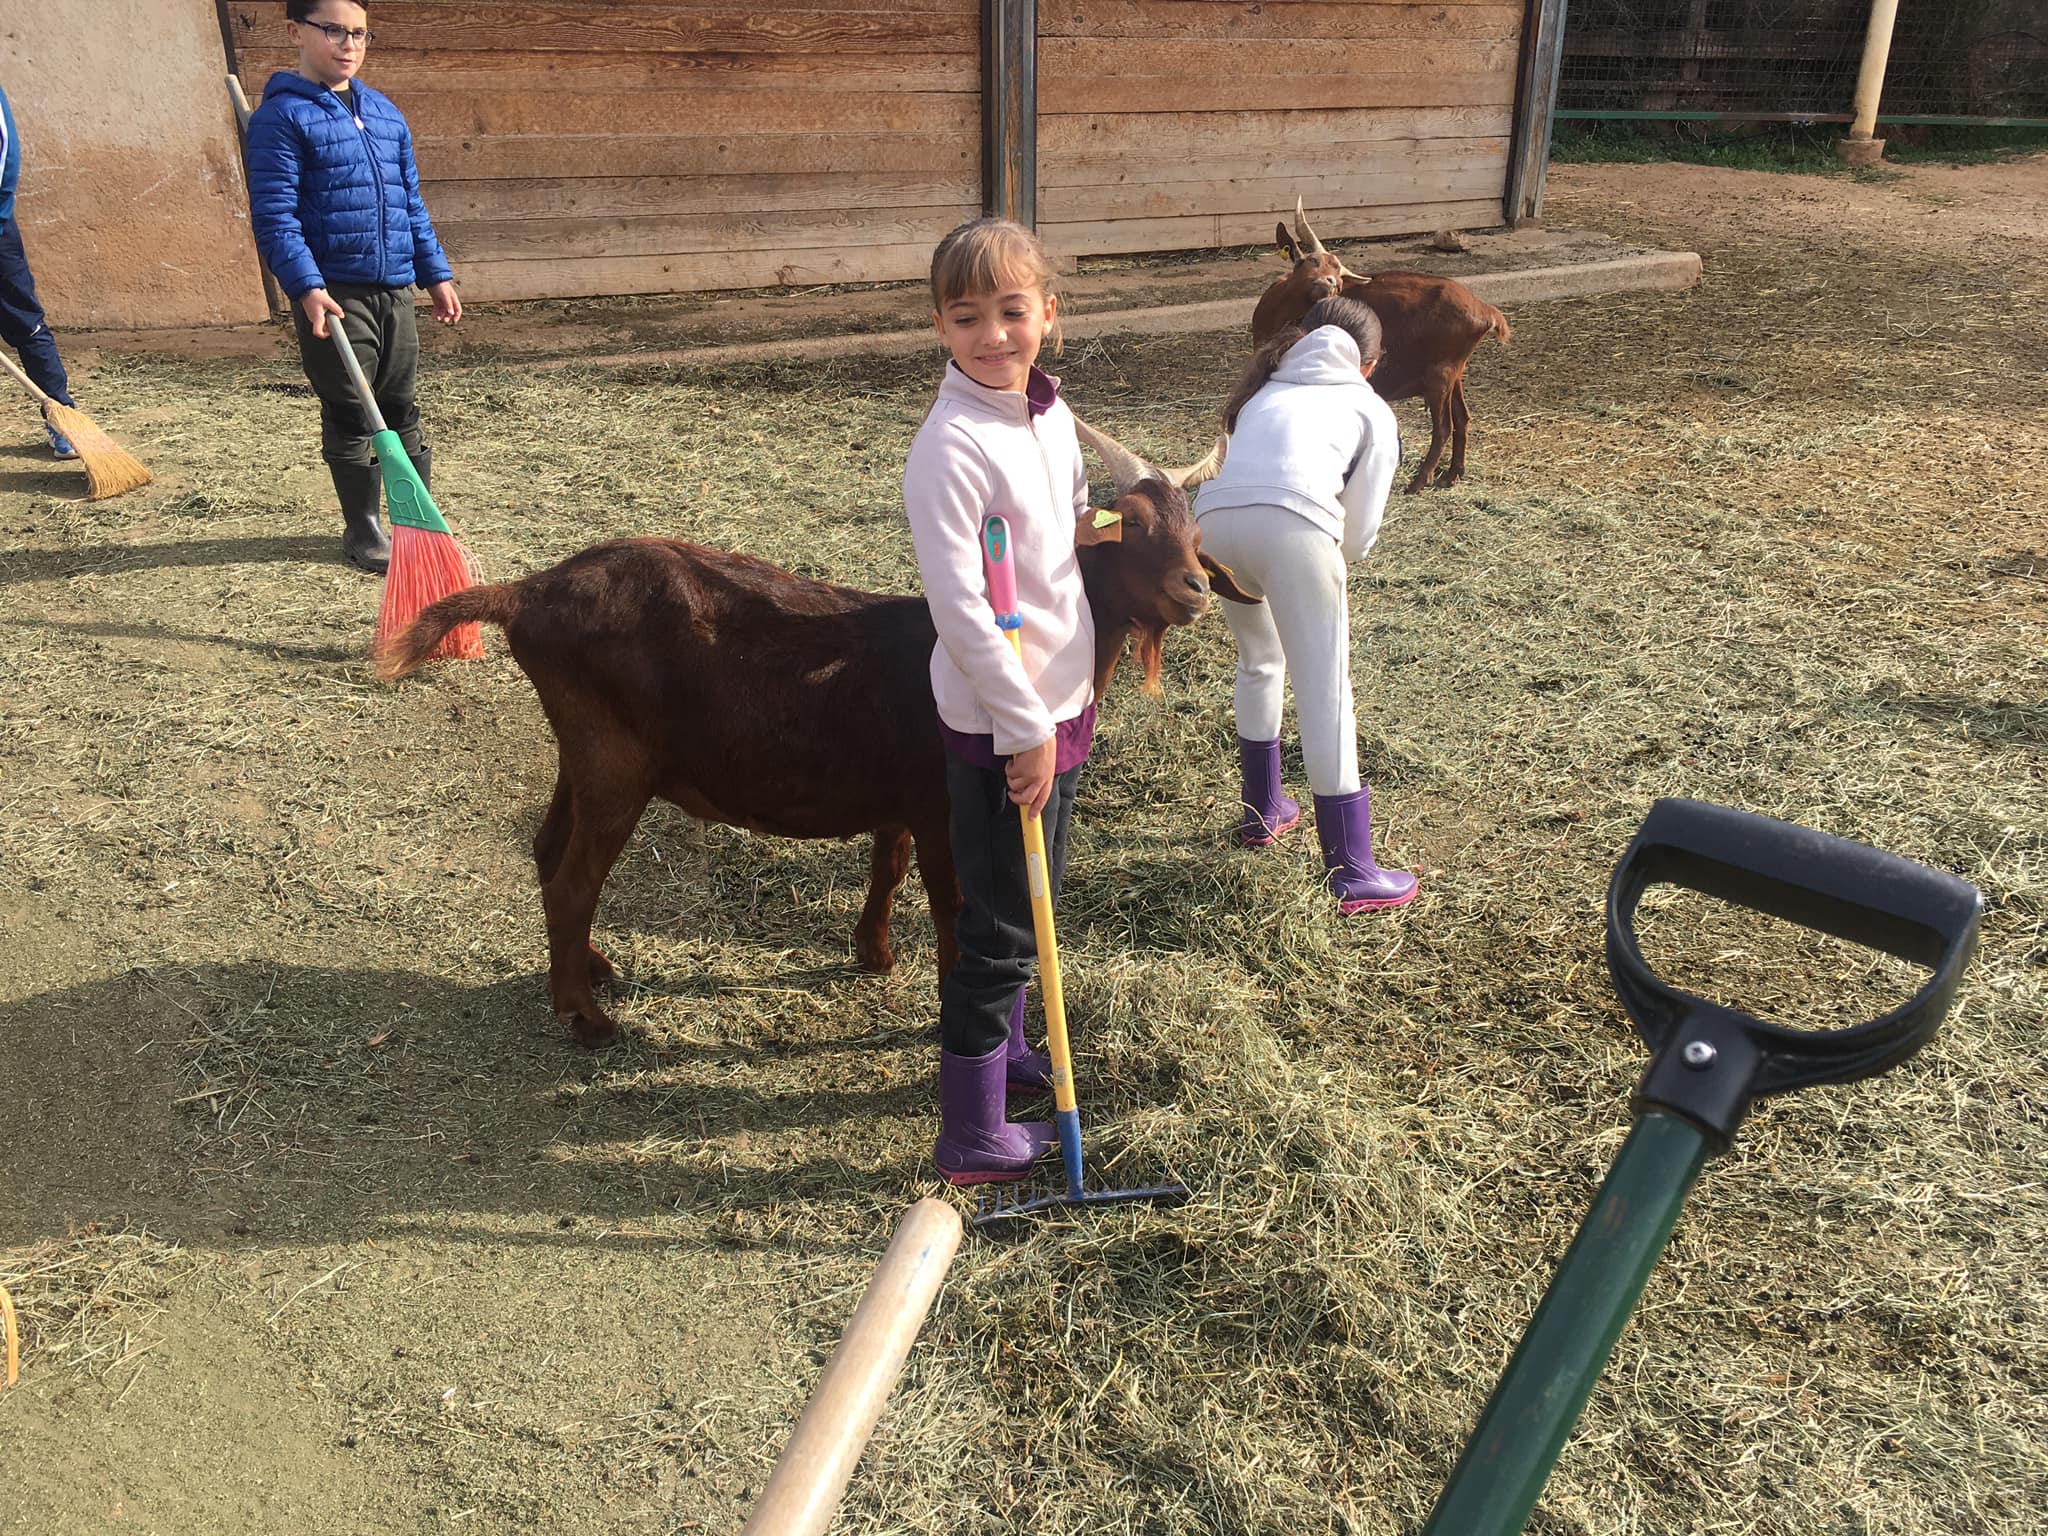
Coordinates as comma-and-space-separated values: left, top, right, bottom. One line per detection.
972, 512, 1187, 1227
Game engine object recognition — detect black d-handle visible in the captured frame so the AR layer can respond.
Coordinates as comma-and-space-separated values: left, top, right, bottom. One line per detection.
1607, 798, 1982, 1148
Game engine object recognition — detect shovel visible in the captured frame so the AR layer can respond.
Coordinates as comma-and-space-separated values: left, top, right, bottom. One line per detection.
1424, 797, 1982, 1534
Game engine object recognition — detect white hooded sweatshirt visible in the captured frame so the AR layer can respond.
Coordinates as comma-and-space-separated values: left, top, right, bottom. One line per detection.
1192, 326, 1400, 563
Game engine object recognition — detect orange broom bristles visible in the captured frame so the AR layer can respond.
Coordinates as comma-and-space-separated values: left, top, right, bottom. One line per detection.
374, 523, 485, 662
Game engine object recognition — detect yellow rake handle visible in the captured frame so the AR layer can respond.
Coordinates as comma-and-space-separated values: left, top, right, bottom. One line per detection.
999, 622, 1079, 1119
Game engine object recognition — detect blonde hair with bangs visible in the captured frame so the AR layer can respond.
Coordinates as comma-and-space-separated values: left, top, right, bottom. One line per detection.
929, 218, 1063, 353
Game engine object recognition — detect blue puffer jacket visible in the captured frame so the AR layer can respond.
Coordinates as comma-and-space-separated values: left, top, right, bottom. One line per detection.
244, 72, 454, 299
0, 85, 22, 224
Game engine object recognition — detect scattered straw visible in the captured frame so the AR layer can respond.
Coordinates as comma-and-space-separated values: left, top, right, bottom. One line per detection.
0, 1231, 188, 1384
0, 162, 2040, 1532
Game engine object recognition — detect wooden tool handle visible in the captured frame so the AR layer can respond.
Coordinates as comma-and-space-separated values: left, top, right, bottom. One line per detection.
0, 349, 57, 410
741, 1199, 963, 1536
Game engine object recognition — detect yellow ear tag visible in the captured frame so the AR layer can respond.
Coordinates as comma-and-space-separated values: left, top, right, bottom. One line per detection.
1076, 507, 1123, 547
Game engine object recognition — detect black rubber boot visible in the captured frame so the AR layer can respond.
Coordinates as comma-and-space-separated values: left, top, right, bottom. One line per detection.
331, 461, 389, 574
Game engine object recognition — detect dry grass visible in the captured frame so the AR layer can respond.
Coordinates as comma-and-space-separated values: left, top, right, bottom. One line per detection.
0, 1231, 189, 1386
1, 163, 2043, 1532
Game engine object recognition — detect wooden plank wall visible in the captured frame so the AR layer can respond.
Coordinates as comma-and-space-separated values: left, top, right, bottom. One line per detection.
224, 1, 982, 300
1037, 0, 1524, 256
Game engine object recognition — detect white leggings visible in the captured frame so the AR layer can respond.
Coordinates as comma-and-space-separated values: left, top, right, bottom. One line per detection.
1197, 504, 1360, 797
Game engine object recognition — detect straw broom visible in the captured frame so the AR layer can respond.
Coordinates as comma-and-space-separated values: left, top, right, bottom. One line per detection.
0, 353, 152, 500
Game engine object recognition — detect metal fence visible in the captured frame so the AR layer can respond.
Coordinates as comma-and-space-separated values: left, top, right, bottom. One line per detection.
1558, 0, 2048, 124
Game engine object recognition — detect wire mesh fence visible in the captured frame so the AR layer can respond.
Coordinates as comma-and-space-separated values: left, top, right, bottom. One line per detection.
1559, 0, 2048, 122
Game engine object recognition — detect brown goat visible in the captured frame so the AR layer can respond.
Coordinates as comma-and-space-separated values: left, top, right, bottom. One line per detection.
1251, 201, 1510, 493
378, 450, 1253, 1047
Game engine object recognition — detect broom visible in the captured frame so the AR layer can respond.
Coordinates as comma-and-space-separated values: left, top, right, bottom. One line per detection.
0, 352, 152, 500
323, 323, 483, 662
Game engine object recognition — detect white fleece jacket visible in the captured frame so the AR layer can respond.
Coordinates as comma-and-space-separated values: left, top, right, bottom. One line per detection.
903, 364, 1095, 755
1192, 326, 1401, 563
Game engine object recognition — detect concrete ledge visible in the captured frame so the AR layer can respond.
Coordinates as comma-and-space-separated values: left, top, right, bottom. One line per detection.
518, 248, 1702, 373
1462, 251, 1703, 306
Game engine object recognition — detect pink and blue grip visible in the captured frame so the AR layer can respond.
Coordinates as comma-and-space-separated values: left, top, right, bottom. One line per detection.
981, 515, 1021, 633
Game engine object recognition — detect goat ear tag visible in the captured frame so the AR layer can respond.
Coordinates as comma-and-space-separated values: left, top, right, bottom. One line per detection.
1076, 509, 1123, 546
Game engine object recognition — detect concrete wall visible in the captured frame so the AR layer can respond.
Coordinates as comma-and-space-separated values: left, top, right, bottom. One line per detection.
2, 0, 269, 329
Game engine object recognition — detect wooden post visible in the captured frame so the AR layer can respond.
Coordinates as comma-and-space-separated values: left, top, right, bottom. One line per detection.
740, 1199, 964, 1536
217, 0, 289, 321
225, 76, 291, 320
1837, 0, 1899, 165
1503, 0, 1570, 228
981, 0, 1037, 227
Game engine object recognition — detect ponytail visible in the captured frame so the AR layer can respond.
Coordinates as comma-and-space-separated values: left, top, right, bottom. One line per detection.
1221, 295, 1383, 434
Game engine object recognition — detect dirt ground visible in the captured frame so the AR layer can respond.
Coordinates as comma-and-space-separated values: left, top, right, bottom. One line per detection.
2, 156, 2044, 1535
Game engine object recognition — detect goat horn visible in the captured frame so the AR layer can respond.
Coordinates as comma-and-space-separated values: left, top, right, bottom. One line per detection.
1070, 413, 1161, 498
1293, 196, 1328, 257
1162, 433, 1227, 490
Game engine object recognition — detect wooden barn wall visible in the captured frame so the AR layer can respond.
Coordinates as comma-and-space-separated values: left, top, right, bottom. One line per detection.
224, 1, 982, 301
1036, 0, 1523, 255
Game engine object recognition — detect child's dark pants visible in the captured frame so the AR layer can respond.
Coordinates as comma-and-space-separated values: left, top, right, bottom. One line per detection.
939, 754, 1083, 1058
291, 282, 426, 468
0, 216, 73, 407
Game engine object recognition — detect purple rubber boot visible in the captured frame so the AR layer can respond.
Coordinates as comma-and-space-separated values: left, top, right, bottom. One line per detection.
934, 1042, 1055, 1185
1004, 990, 1053, 1094
1237, 737, 1302, 848
1313, 788, 1419, 914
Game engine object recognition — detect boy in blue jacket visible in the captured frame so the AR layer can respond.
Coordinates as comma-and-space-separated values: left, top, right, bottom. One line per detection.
0, 82, 80, 459
245, 1, 462, 573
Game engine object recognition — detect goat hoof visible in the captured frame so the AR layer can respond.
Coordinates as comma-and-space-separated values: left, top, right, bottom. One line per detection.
587, 944, 619, 986
854, 934, 896, 974
559, 1006, 619, 1048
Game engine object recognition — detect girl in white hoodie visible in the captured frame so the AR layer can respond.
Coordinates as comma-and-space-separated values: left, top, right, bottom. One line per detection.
903, 218, 1095, 1183
1193, 296, 1419, 914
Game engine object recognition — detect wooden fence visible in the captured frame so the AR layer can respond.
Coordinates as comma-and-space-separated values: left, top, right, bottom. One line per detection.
224, 0, 983, 300
1037, 0, 1523, 255
223, 0, 1554, 303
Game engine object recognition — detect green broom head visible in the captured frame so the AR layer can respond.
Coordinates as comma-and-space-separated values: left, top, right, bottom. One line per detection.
373, 428, 452, 535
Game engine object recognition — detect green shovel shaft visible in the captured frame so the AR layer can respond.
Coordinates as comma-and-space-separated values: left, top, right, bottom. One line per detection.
1422, 1111, 1711, 1536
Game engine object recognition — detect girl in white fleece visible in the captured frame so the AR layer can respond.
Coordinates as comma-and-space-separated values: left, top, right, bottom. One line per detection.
903, 218, 1094, 1183
1193, 295, 1419, 914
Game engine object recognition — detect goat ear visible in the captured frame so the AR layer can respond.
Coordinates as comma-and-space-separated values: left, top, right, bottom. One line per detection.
1275, 223, 1301, 263
1075, 507, 1123, 547
1201, 551, 1260, 605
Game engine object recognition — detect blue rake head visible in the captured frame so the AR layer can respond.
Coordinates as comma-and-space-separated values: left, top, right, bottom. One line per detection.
972, 1178, 1190, 1227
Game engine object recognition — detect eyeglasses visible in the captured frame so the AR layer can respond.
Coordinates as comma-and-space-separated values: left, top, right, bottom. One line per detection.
297, 20, 374, 47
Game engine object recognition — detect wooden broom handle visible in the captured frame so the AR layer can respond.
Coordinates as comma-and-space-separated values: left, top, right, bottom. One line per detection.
0, 349, 58, 410
741, 1198, 963, 1536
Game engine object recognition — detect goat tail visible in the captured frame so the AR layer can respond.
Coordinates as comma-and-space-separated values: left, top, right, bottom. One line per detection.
375, 581, 522, 681
1486, 305, 1512, 349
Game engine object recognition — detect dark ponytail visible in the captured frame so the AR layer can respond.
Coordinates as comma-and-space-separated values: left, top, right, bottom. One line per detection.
1221, 295, 1383, 433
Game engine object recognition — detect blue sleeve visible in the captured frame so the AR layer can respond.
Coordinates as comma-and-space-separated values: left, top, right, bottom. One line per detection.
399, 120, 453, 287
244, 104, 325, 300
